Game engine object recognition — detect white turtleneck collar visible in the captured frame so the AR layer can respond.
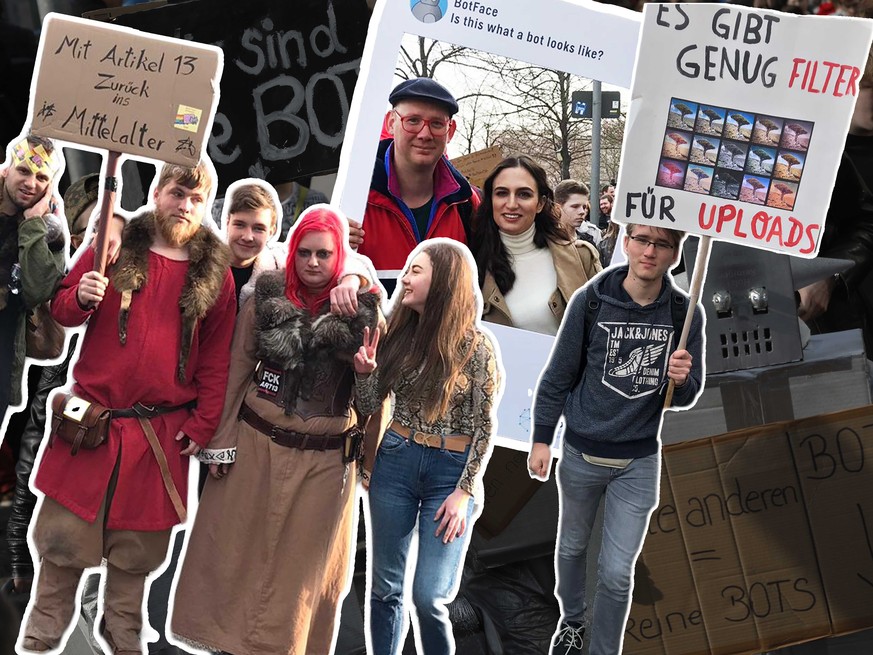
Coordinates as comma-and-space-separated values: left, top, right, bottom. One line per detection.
496, 223, 560, 335
499, 223, 538, 256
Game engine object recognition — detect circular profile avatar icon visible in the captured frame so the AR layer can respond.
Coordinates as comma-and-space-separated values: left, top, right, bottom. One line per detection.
411, 0, 446, 23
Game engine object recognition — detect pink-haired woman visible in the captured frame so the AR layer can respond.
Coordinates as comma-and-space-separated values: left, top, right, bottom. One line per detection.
171, 207, 383, 655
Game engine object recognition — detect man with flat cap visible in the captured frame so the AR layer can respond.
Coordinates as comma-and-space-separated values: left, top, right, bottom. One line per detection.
358, 77, 480, 293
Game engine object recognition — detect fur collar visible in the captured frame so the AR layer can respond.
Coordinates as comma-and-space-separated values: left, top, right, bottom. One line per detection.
254, 269, 379, 369
254, 270, 379, 410
238, 245, 283, 308
110, 211, 229, 381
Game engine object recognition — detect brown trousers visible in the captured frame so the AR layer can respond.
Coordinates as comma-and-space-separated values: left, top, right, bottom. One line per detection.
23, 493, 172, 653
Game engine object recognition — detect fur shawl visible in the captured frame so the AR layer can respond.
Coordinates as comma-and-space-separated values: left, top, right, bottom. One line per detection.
110, 212, 229, 381
238, 244, 283, 308
254, 269, 379, 404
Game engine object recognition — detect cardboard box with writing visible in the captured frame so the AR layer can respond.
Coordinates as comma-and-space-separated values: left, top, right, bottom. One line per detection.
627, 406, 873, 655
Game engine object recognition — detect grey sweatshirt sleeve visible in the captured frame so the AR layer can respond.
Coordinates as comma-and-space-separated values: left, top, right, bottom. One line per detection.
670, 303, 705, 408
531, 287, 589, 445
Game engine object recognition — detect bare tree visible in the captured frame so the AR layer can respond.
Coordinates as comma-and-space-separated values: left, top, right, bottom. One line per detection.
395, 37, 469, 82
392, 36, 626, 186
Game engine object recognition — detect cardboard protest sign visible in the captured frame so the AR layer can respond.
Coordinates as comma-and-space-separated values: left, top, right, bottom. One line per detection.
30, 13, 221, 166
450, 145, 503, 189
629, 405, 873, 654
333, 0, 641, 223
615, 5, 873, 257
112, 0, 370, 193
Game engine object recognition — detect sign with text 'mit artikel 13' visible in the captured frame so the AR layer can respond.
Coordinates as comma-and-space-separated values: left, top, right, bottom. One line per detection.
615, 5, 873, 258
30, 13, 222, 166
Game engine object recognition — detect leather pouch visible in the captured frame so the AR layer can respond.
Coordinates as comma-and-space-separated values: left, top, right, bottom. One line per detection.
49, 393, 111, 456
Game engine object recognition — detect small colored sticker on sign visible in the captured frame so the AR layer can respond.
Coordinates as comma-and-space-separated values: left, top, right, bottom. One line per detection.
174, 105, 202, 132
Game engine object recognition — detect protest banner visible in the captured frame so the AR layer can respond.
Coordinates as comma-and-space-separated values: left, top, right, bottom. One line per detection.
615, 4, 873, 258
485, 322, 556, 449
629, 405, 873, 654
112, 0, 370, 193
30, 13, 221, 166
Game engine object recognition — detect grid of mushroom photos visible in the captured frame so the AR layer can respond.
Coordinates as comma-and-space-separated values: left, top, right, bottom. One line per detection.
658, 97, 813, 211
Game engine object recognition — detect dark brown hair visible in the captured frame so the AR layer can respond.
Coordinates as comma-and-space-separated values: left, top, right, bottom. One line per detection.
228, 183, 278, 230
625, 222, 686, 249
472, 155, 570, 294
554, 179, 590, 205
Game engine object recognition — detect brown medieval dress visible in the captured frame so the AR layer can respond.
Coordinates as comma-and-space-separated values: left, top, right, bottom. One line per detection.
171, 271, 380, 655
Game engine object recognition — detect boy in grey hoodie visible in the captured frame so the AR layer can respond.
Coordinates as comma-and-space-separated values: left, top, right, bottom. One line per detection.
528, 223, 704, 655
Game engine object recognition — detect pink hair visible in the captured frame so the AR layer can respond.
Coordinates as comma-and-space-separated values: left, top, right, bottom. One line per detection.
284, 208, 348, 313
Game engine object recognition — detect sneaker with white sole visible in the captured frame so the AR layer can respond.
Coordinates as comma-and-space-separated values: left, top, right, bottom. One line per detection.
551, 622, 585, 655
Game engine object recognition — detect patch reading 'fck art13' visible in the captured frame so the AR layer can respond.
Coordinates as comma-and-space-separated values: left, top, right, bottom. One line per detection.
599, 322, 673, 398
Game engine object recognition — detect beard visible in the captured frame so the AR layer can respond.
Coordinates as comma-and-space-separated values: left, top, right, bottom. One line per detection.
2, 178, 33, 212
155, 209, 199, 247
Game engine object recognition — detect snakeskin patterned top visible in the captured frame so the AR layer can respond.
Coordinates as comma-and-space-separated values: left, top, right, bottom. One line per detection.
355, 328, 500, 499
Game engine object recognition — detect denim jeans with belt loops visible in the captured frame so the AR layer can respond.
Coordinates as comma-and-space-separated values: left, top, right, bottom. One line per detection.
555, 442, 660, 655
367, 428, 475, 655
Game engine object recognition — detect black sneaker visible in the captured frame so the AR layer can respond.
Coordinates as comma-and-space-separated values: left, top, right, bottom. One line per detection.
551, 622, 586, 655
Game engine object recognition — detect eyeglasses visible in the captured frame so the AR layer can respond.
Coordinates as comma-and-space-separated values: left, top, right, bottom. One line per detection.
393, 110, 451, 136
627, 235, 675, 251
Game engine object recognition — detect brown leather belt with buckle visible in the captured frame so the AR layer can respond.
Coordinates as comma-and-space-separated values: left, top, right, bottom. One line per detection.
240, 403, 344, 451
389, 420, 472, 454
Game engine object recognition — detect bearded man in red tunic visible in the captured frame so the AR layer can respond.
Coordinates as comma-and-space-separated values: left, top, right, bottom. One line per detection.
20, 160, 236, 655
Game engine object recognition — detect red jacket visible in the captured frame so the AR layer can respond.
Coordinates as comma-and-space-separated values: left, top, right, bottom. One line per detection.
359, 139, 480, 273
35, 244, 236, 530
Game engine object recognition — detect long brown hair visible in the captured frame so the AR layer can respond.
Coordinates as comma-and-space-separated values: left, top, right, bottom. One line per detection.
379, 240, 480, 422
472, 155, 569, 295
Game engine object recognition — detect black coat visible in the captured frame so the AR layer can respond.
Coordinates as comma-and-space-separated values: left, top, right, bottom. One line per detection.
808, 135, 873, 356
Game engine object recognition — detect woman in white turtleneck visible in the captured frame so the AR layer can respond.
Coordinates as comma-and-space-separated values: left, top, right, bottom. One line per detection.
472, 155, 602, 335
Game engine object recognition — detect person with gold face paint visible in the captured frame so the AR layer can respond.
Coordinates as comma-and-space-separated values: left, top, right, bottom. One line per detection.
0, 134, 65, 431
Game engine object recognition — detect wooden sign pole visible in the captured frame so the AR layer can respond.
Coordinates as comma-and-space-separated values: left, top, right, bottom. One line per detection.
92, 150, 121, 276
664, 234, 711, 409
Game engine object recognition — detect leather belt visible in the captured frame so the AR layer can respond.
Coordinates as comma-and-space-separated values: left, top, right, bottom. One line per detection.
240, 403, 344, 451
110, 401, 196, 419
389, 420, 472, 454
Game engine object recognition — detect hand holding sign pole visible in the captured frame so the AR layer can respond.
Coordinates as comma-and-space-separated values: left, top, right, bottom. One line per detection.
664, 234, 710, 409
27, 13, 223, 274
92, 150, 120, 275
615, 4, 873, 409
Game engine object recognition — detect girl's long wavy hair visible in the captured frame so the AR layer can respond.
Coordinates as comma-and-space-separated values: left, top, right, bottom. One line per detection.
471, 155, 570, 295
284, 207, 348, 313
378, 240, 480, 423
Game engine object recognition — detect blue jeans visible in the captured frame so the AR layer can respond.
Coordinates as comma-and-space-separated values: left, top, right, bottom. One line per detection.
367, 428, 475, 655
555, 444, 659, 655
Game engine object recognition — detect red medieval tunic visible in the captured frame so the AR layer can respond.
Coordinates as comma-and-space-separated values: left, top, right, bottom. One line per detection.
35, 246, 236, 531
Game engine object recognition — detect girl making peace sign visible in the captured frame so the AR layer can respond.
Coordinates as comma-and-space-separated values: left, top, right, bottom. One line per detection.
354, 239, 501, 655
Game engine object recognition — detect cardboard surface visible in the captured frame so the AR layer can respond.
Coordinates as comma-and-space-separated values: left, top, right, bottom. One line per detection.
628, 405, 873, 655
450, 145, 503, 189
31, 14, 221, 165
